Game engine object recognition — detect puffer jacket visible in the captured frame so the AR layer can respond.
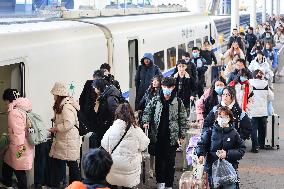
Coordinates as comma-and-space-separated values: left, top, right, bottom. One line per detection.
174, 72, 196, 108
197, 123, 245, 172
227, 68, 253, 84
49, 97, 81, 161
4, 98, 34, 170
135, 53, 162, 109
101, 119, 149, 188
138, 88, 160, 111
196, 89, 211, 122
249, 79, 274, 117
248, 57, 274, 80
142, 95, 187, 146
202, 102, 252, 140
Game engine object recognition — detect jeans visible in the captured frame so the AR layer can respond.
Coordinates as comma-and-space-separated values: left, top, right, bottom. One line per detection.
2, 162, 27, 189
251, 117, 267, 149
155, 144, 177, 187
50, 158, 80, 188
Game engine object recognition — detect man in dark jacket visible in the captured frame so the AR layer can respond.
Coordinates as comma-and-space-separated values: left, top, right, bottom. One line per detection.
135, 53, 162, 110
245, 27, 257, 63
200, 41, 217, 65
142, 77, 187, 189
227, 59, 253, 84
92, 79, 121, 146
228, 28, 244, 50
191, 47, 208, 97
172, 52, 197, 81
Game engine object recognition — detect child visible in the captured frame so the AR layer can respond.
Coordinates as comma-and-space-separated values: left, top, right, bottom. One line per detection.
67, 148, 113, 189
197, 106, 245, 188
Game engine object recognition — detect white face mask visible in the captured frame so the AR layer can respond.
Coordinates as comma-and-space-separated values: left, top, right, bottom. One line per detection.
217, 117, 230, 127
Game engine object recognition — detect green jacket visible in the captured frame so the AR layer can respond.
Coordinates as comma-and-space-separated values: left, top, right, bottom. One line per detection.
142, 95, 187, 146
0, 133, 9, 149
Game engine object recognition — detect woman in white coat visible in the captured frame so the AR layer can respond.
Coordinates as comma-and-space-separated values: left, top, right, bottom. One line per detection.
101, 103, 150, 189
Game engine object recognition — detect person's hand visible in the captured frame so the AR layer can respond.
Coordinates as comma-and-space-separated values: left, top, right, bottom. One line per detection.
143, 123, 149, 129
217, 150, 227, 159
48, 127, 58, 133
178, 138, 184, 146
190, 96, 195, 101
198, 156, 204, 164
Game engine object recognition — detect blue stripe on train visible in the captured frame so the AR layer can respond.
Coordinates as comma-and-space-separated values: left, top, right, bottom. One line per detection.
122, 46, 220, 98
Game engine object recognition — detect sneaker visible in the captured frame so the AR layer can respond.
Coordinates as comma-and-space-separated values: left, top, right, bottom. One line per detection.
251, 148, 259, 153
157, 183, 165, 189
165, 187, 173, 189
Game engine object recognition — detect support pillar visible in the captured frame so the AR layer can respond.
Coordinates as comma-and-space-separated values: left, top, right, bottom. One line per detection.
269, 0, 273, 16
262, 0, 266, 23
250, 0, 257, 28
231, 0, 240, 33
275, 0, 280, 16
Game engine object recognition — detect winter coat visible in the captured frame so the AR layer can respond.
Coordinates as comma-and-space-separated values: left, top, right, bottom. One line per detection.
171, 61, 197, 82
79, 80, 98, 133
49, 97, 81, 161
105, 74, 121, 93
96, 85, 121, 135
203, 93, 222, 119
248, 57, 274, 80
191, 57, 208, 85
227, 68, 253, 84
262, 48, 275, 63
200, 49, 217, 65
245, 33, 257, 49
196, 123, 245, 172
138, 88, 160, 111
174, 72, 196, 108
202, 102, 252, 140
249, 79, 274, 117
4, 98, 34, 170
196, 88, 211, 122
135, 54, 162, 108
142, 95, 187, 146
223, 49, 245, 65
274, 33, 284, 49
224, 60, 236, 79
101, 119, 149, 188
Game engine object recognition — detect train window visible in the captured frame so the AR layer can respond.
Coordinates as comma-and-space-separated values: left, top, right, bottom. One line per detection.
178, 44, 186, 60
167, 47, 177, 69
196, 38, 202, 48
154, 51, 165, 71
187, 40, 195, 55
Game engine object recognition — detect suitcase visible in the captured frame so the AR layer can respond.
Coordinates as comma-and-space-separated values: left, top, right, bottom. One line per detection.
139, 129, 151, 187
81, 132, 93, 178
265, 114, 280, 149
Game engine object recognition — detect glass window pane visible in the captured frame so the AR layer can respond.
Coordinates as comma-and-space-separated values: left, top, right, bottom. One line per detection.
196, 38, 202, 48
167, 47, 177, 69
178, 44, 186, 60
187, 40, 195, 55
154, 51, 165, 71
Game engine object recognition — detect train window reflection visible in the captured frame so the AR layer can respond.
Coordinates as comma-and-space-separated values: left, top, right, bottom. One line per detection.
167, 47, 176, 69
187, 40, 194, 55
154, 51, 165, 71
178, 44, 186, 60
196, 38, 202, 48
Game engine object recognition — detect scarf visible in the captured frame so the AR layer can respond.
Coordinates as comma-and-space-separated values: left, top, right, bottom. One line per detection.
229, 80, 250, 111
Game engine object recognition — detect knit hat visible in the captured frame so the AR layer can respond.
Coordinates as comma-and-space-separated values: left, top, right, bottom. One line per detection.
51, 82, 69, 96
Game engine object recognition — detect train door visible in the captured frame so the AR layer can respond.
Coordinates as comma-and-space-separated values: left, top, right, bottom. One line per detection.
128, 39, 139, 109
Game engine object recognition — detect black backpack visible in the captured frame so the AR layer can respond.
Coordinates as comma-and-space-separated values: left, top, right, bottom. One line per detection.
75, 110, 90, 136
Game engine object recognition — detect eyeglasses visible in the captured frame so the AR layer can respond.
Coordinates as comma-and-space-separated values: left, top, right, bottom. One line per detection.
222, 93, 231, 97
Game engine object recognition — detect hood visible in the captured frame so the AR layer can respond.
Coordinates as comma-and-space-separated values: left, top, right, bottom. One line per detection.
100, 85, 121, 100
8, 97, 32, 112
249, 79, 268, 89
141, 53, 154, 65
213, 122, 235, 133
61, 96, 80, 111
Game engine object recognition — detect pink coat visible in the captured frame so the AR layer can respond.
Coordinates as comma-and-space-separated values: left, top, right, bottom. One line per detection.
195, 89, 211, 121
4, 98, 34, 170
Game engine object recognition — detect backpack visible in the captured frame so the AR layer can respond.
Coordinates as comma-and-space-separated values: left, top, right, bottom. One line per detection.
75, 110, 90, 136
17, 109, 49, 146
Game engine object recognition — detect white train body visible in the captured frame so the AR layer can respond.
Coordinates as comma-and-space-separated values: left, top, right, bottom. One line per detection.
0, 12, 220, 129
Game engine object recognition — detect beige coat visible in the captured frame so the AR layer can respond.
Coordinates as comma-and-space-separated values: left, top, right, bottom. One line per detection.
49, 97, 81, 161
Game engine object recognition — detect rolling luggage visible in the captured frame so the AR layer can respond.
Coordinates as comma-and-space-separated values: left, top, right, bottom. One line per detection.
139, 129, 151, 187
81, 132, 93, 178
265, 114, 280, 149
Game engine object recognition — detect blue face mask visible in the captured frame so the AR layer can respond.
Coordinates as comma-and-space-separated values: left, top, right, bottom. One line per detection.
162, 88, 173, 96
214, 86, 224, 95
192, 52, 199, 58
240, 76, 248, 82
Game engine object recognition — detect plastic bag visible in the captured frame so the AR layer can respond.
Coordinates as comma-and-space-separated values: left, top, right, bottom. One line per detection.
186, 135, 201, 165
212, 159, 238, 188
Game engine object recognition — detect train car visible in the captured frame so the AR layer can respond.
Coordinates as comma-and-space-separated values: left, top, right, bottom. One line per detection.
0, 12, 220, 132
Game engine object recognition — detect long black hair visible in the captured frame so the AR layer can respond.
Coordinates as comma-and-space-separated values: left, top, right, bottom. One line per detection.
148, 75, 163, 95
2, 89, 21, 102
208, 76, 226, 105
